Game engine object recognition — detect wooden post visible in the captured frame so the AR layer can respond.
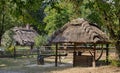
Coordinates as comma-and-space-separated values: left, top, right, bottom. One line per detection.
37, 47, 40, 64
93, 44, 96, 67
30, 45, 33, 54
13, 46, 16, 59
55, 43, 58, 67
73, 43, 76, 67
106, 44, 109, 65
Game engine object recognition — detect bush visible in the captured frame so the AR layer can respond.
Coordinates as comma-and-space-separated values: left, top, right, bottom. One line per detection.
111, 60, 120, 67
1, 29, 14, 48
5, 45, 14, 56
34, 35, 47, 48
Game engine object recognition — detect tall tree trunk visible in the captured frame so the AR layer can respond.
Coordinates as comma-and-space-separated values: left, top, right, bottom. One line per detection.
0, 4, 5, 46
0, 36, 1, 46
115, 40, 120, 60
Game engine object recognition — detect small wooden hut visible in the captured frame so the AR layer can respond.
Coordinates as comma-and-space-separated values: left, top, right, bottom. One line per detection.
48, 18, 110, 67
12, 25, 39, 49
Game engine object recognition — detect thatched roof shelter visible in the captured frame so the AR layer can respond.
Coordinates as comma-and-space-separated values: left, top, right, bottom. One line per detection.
48, 18, 109, 44
12, 25, 39, 46
48, 18, 110, 67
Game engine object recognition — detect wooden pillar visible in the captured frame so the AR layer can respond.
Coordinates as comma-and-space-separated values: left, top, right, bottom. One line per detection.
30, 45, 33, 54
106, 44, 109, 65
37, 47, 39, 64
55, 43, 58, 67
13, 45, 16, 59
93, 44, 96, 67
73, 43, 76, 67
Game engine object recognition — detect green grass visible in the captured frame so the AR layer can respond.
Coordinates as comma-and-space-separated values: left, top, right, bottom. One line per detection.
16, 46, 30, 50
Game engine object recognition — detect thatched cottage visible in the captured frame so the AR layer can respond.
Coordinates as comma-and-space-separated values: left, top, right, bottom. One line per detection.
2, 24, 39, 48
12, 25, 39, 46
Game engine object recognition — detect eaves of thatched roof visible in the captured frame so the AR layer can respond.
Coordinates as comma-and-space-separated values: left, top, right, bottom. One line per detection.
48, 18, 109, 44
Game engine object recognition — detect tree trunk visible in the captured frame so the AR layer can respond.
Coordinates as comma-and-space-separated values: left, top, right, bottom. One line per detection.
0, 4, 5, 46
115, 41, 120, 60
0, 36, 1, 46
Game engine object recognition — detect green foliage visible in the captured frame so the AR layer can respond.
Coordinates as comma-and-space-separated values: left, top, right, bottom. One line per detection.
1, 30, 15, 56
10, 0, 42, 24
86, 0, 120, 38
0, 0, 17, 43
5, 45, 14, 56
44, 1, 75, 35
111, 60, 120, 67
1, 30, 14, 48
85, 0, 120, 59
34, 35, 47, 48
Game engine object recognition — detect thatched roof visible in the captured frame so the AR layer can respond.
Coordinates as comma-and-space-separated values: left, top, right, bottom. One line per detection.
48, 18, 109, 44
12, 25, 39, 46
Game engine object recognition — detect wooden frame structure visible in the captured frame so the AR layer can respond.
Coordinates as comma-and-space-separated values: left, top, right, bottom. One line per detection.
54, 42, 109, 67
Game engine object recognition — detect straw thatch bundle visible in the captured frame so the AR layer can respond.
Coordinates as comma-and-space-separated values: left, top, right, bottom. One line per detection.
48, 18, 109, 44
12, 25, 39, 46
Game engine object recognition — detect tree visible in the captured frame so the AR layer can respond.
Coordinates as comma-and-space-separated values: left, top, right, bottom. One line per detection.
0, 0, 16, 46
68, 0, 120, 60
0, 0, 43, 46
85, 0, 120, 60
43, 0, 83, 35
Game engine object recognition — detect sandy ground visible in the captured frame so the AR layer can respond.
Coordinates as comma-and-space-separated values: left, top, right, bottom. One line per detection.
51, 66, 120, 73
25, 62, 120, 73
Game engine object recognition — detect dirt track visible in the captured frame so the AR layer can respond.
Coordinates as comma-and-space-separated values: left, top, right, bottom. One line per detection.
51, 66, 120, 73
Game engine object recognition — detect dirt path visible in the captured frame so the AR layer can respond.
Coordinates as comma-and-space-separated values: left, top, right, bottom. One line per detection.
51, 66, 120, 73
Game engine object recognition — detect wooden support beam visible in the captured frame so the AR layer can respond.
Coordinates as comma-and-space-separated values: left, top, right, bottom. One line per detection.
39, 54, 67, 56
55, 43, 58, 67
13, 46, 16, 59
92, 44, 96, 67
73, 43, 76, 67
106, 44, 109, 65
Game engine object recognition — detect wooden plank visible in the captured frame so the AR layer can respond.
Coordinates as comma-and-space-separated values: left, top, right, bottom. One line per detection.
74, 55, 92, 66
39, 54, 67, 56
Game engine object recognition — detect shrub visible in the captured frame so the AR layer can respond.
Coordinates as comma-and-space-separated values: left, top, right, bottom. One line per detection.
111, 60, 120, 67
1, 30, 14, 48
5, 45, 14, 56
34, 35, 47, 48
